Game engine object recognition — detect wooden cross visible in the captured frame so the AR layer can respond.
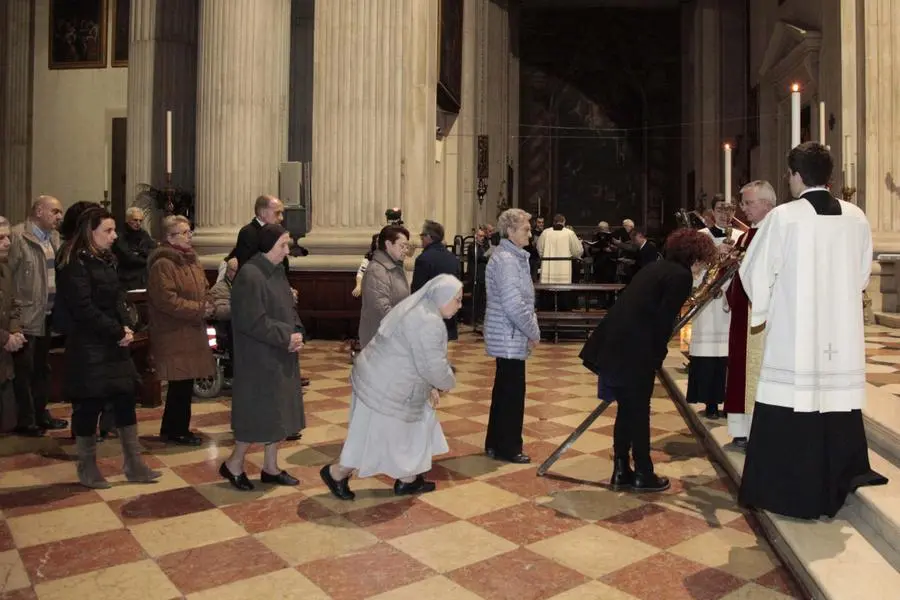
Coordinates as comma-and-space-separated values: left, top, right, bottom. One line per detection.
824, 343, 838, 361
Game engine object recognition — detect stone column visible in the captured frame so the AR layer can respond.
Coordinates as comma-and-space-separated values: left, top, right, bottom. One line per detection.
126, 0, 198, 231
192, 0, 290, 253
303, 0, 436, 256
861, 0, 900, 252
289, 0, 314, 163
692, 0, 721, 202
0, 0, 34, 224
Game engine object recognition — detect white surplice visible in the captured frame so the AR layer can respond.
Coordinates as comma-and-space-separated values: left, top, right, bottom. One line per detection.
536, 226, 583, 284
739, 197, 871, 413
689, 227, 743, 357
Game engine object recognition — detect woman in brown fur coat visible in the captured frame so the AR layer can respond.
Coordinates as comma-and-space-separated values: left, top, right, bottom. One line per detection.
147, 215, 215, 446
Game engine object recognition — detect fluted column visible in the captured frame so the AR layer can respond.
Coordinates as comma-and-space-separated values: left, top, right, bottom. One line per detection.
862, 0, 900, 252
0, 0, 34, 224
304, 0, 436, 254
692, 0, 721, 201
289, 0, 314, 163
126, 0, 198, 232
192, 0, 290, 252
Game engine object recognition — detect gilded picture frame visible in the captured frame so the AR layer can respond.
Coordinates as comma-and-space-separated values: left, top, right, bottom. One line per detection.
49, 0, 108, 69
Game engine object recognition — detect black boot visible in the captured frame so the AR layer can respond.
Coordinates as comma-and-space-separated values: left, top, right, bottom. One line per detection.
633, 470, 670, 493
609, 456, 635, 491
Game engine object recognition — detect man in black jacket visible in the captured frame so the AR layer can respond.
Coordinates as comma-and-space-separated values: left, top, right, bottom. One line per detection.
632, 228, 660, 272
579, 228, 715, 494
412, 220, 460, 340
113, 207, 157, 290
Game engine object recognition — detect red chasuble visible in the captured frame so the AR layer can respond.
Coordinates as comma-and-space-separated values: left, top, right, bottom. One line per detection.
723, 228, 758, 414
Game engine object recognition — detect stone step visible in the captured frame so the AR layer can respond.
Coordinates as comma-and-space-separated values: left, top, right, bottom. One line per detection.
875, 312, 900, 329
659, 361, 900, 600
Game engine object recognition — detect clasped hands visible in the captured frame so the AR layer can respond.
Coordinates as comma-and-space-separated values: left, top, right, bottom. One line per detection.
288, 332, 304, 353
118, 327, 134, 347
3, 332, 26, 353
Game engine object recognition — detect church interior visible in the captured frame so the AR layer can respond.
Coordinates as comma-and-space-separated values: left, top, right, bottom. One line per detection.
3, 0, 900, 598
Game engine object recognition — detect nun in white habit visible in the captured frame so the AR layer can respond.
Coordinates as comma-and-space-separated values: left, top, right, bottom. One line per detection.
320, 274, 463, 498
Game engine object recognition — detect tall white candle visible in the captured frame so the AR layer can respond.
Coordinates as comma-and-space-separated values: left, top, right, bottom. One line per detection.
104, 143, 109, 191
818, 101, 826, 144
790, 84, 801, 148
166, 110, 173, 175
723, 143, 732, 199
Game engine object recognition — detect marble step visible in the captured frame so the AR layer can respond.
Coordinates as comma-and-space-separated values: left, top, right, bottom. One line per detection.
862, 382, 900, 467
658, 363, 900, 600
874, 312, 900, 329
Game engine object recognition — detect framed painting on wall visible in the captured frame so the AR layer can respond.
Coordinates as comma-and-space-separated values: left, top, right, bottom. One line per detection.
111, 0, 129, 67
49, 0, 108, 69
437, 0, 463, 113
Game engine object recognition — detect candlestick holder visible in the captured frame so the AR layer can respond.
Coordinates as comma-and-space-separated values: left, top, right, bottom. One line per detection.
164, 173, 175, 215
841, 185, 857, 203
101, 190, 110, 210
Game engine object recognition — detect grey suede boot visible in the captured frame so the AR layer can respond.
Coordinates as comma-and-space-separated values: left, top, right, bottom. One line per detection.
118, 425, 162, 483
75, 436, 111, 489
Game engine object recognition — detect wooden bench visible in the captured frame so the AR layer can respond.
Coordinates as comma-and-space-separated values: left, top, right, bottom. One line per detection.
536, 310, 607, 343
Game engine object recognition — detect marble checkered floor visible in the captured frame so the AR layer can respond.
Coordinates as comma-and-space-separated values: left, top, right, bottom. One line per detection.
0, 333, 806, 600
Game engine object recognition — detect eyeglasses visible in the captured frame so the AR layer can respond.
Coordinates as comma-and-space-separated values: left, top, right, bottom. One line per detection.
174, 229, 193, 237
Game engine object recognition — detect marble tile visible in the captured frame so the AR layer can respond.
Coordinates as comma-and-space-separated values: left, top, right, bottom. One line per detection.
0, 549, 31, 592
669, 528, 779, 580
0, 587, 38, 600
448, 547, 588, 600
470, 501, 586, 545
0, 520, 14, 552
524, 420, 577, 439
221, 494, 333, 534
6, 503, 122, 548
487, 465, 579, 499
342, 498, 457, 540
18, 529, 145, 584
437, 454, 532, 480
95, 468, 190, 502
601, 552, 745, 600
129, 508, 247, 557
598, 503, 721, 549
545, 431, 614, 454
439, 417, 488, 437
389, 521, 517, 573
528, 524, 660, 578
108, 486, 217, 526
157, 536, 287, 594
298, 542, 435, 600
536, 486, 645, 522
194, 477, 302, 508
419, 481, 526, 519
256, 515, 378, 566
304, 478, 401, 515
0, 483, 102, 519
367, 574, 484, 600
719, 583, 796, 600
546, 580, 643, 600
32, 559, 180, 600
185, 567, 330, 600
755, 567, 808, 598
541, 453, 614, 486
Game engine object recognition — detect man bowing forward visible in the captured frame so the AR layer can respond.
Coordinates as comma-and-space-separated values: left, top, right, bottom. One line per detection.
738, 142, 886, 520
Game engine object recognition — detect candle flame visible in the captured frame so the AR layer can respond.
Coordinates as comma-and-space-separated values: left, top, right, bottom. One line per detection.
791, 83, 800, 92
724, 143, 731, 150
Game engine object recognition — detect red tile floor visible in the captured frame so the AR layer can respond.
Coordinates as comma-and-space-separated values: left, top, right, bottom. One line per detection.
0, 332, 811, 599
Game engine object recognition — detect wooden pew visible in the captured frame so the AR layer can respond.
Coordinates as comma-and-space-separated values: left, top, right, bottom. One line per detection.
534, 283, 624, 343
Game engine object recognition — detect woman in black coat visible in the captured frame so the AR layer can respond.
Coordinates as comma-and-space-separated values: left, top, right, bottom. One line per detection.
57, 207, 160, 489
580, 228, 716, 492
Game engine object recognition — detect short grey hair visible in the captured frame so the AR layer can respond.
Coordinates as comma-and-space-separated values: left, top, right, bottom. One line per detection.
421, 219, 445, 243
125, 206, 145, 220
739, 180, 777, 207
162, 214, 190, 235
0, 217, 9, 229
497, 208, 531, 238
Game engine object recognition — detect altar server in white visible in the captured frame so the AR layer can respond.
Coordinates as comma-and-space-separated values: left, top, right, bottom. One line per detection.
685, 195, 742, 419
738, 142, 886, 520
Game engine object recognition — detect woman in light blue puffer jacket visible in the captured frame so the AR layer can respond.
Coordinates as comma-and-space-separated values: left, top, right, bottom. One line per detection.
483, 208, 541, 464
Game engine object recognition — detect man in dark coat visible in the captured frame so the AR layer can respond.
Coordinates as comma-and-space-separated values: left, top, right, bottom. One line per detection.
632, 228, 660, 272
0, 218, 23, 432
411, 220, 460, 340
579, 228, 715, 494
113, 207, 157, 290
466, 227, 489, 325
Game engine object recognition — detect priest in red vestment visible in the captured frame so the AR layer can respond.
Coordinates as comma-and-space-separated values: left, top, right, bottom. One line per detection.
723, 181, 777, 450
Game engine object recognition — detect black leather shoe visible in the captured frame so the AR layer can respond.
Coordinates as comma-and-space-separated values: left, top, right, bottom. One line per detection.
219, 463, 254, 491
609, 456, 635, 490
301, 377, 310, 387
486, 448, 531, 464
285, 432, 302, 441
261, 470, 299, 486
13, 425, 45, 437
633, 471, 670, 493
703, 407, 720, 420
38, 418, 68, 430
161, 433, 203, 446
726, 437, 748, 452
319, 465, 355, 500
394, 475, 436, 496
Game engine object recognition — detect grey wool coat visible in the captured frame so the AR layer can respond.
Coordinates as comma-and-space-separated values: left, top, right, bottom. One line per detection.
230, 254, 305, 443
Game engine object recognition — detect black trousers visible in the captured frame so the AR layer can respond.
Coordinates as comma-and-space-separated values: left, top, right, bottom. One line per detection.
610, 372, 655, 472
13, 329, 53, 428
71, 395, 137, 437
160, 379, 194, 436
485, 358, 526, 457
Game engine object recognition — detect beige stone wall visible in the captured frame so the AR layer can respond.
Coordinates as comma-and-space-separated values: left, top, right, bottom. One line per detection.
31, 0, 126, 212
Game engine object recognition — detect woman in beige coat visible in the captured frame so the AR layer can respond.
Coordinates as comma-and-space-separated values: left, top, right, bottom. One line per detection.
357, 224, 411, 348
147, 215, 215, 446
